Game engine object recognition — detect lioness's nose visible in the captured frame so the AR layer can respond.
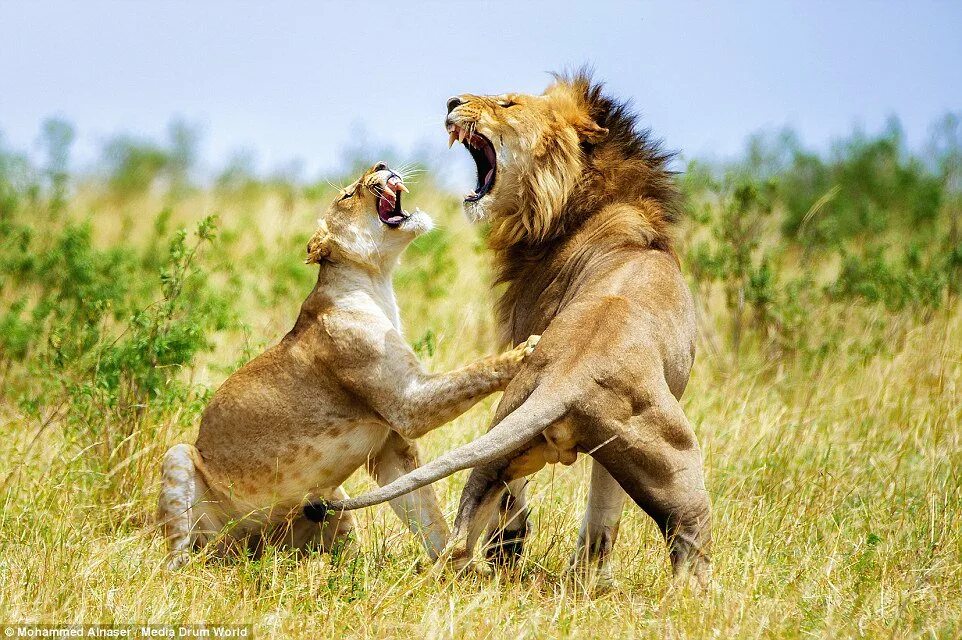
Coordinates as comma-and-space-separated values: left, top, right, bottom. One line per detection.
446, 96, 464, 114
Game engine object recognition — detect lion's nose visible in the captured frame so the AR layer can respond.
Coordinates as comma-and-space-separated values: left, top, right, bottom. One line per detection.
446, 96, 464, 114
373, 161, 388, 172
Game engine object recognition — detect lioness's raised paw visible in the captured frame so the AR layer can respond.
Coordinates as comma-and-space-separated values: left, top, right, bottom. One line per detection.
502, 335, 540, 368
521, 334, 541, 358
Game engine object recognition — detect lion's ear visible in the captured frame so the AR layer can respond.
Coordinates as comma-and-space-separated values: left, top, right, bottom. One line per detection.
305, 219, 332, 264
575, 118, 608, 144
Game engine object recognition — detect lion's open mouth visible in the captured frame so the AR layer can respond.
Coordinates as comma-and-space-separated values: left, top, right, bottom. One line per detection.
448, 124, 496, 202
376, 174, 409, 228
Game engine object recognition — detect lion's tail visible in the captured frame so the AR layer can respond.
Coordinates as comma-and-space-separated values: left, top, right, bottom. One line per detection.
304, 387, 565, 516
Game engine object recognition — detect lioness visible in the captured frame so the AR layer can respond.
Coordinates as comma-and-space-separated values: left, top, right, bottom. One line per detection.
316, 74, 712, 587
158, 162, 539, 570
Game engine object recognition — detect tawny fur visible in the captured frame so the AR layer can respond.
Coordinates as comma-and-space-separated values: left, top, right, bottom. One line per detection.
157, 163, 538, 570
330, 73, 712, 588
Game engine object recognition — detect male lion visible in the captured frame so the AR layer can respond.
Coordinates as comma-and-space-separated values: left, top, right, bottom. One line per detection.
313, 73, 712, 587
158, 163, 539, 570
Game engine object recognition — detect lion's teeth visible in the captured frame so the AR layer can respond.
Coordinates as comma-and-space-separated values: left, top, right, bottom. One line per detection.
448, 131, 457, 148
458, 128, 467, 143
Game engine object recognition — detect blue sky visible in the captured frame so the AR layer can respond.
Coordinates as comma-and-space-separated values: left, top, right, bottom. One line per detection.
1, 1, 960, 183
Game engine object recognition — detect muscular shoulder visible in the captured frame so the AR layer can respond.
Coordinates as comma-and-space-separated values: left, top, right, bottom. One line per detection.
321, 308, 407, 368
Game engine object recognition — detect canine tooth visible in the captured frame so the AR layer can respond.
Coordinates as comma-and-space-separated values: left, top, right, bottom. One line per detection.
458, 128, 467, 143
396, 182, 410, 193
448, 131, 457, 148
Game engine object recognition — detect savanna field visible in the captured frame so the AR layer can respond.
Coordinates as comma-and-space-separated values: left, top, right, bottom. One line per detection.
1, 118, 961, 638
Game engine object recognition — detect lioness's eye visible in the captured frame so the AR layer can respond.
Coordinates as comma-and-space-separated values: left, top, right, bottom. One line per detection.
339, 191, 353, 201
497, 100, 518, 108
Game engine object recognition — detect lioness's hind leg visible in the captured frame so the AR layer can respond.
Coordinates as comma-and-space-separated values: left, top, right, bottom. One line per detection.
158, 443, 219, 570
569, 460, 627, 587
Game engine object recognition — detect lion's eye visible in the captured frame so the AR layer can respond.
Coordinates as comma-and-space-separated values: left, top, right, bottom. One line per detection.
497, 100, 518, 108
339, 191, 353, 201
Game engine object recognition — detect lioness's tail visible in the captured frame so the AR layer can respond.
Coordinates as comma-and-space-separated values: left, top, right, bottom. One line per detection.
306, 388, 565, 516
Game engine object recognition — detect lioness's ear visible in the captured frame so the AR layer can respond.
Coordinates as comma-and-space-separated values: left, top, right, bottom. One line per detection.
305, 219, 332, 264
576, 118, 608, 144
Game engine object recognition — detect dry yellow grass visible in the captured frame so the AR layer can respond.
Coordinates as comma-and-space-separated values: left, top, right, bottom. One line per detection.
1, 183, 960, 639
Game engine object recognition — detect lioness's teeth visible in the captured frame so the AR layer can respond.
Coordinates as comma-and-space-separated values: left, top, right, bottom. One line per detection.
448, 131, 458, 148
396, 182, 409, 193
458, 128, 467, 143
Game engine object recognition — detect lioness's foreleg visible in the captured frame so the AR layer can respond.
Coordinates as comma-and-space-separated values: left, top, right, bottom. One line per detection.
388, 336, 541, 440
568, 460, 627, 587
369, 432, 450, 560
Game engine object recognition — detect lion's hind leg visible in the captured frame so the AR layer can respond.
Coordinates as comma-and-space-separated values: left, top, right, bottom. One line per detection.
592, 396, 712, 588
568, 459, 627, 589
484, 478, 530, 567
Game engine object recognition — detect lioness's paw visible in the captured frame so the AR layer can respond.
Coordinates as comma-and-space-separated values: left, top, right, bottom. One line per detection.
521, 334, 541, 358
507, 334, 540, 363
165, 552, 190, 572
501, 335, 541, 373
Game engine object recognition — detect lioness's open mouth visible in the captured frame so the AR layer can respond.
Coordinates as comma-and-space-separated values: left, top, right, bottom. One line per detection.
448, 124, 496, 202
376, 174, 409, 228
